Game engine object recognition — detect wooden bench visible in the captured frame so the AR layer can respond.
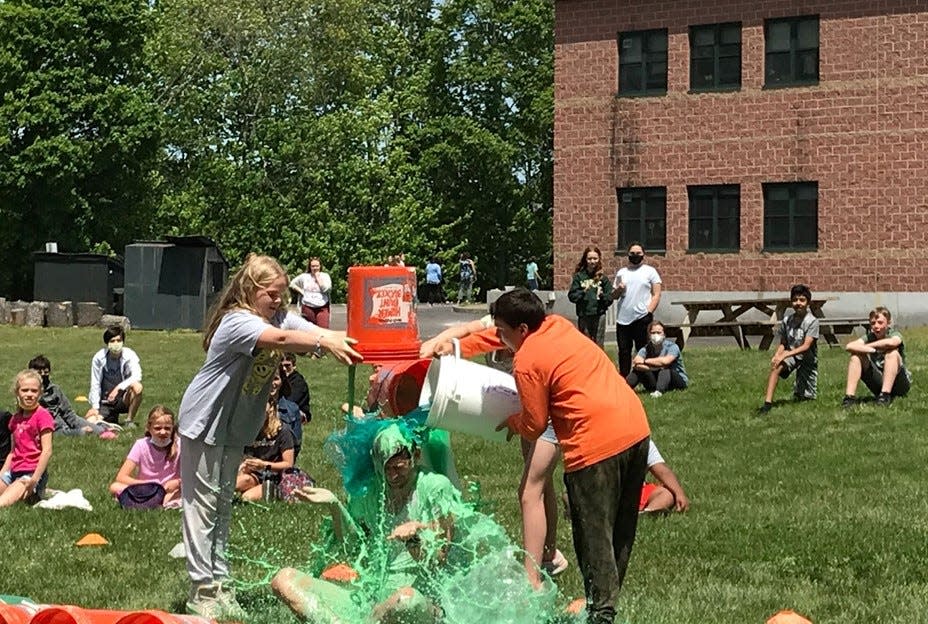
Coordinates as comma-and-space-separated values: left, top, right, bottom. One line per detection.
813, 318, 870, 347
664, 317, 867, 350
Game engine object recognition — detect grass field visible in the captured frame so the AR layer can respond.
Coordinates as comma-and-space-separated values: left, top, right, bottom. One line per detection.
0, 324, 926, 623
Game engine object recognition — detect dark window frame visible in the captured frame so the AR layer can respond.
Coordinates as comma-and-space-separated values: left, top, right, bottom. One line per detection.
762, 181, 819, 252
689, 22, 742, 92
764, 15, 820, 88
616, 186, 667, 253
618, 29, 669, 97
687, 184, 741, 252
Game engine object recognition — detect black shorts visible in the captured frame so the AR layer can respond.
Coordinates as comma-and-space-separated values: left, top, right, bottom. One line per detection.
99, 389, 129, 423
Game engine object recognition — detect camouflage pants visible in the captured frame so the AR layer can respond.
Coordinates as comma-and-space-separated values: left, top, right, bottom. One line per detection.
563, 437, 649, 624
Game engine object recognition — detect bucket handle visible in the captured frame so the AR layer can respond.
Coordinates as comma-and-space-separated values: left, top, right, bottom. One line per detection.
450, 337, 461, 360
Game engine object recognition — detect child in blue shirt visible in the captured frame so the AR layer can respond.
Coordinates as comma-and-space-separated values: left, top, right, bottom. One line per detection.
625, 321, 688, 397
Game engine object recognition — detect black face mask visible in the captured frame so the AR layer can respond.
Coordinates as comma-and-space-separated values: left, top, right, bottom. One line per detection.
41, 375, 50, 389
628, 254, 644, 265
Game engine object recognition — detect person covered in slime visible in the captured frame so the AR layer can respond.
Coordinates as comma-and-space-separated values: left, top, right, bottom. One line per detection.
272, 423, 555, 623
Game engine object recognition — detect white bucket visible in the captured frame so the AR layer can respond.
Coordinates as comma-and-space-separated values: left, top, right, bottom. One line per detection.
419, 340, 520, 442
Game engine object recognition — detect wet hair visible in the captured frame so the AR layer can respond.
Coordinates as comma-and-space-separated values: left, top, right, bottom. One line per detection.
789, 284, 812, 301
202, 254, 287, 350
491, 288, 546, 332
145, 405, 179, 461
103, 325, 125, 344
575, 245, 604, 277
869, 306, 892, 323
28, 354, 51, 372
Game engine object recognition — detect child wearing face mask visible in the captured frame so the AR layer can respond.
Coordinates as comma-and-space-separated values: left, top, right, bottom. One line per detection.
85, 325, 144, 428
28, 354, 111, 437
109, 405, 182, 508
626, 321, 688, 397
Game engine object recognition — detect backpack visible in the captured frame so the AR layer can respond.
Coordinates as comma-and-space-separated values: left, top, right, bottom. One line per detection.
117, 482, 166, 510
280, 468, 317, 503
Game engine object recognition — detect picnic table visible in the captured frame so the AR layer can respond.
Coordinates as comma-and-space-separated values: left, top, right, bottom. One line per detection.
667, 297, 868, 350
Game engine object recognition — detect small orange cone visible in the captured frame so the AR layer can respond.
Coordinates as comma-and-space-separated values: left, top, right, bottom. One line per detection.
320, 563, 359, 583
565, 598, 586, 615
766, 609, 813, 624
75, 533, 109, 547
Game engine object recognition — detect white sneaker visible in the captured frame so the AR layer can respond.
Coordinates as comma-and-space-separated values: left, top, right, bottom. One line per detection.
650, 391, 663, 398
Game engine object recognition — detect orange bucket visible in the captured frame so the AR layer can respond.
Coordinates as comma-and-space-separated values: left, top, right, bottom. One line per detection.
347, 266, 420, 362
114, 611, 213, 624
366, 359, 431, 417
31, 607, 129, 624
0, 604, 33, 624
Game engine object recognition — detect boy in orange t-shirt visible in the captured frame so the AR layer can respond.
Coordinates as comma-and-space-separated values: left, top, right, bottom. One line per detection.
494, 288, 650, 624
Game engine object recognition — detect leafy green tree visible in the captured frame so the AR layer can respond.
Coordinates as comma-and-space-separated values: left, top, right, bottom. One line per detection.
0, 0, 161, 298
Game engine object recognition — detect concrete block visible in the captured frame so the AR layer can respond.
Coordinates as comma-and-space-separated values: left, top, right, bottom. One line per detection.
99, 314, 132, 332
10, 308, 25, 326
24, 301, 47, 327
76, 302, 103, 327
46, 301, 74, 327
0, 298, 10, 324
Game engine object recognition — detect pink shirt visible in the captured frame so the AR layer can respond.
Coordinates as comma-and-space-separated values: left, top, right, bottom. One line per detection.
9, 407, 54, 473
126, 437, 181, 485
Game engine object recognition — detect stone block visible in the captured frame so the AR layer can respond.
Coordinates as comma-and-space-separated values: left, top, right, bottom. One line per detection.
46, 301, 74, 327
24, 301, 47, 327
100, 314, 132, 332
0, 298, 10, 324
76, 302, 103, 327
10, 308, 25, 326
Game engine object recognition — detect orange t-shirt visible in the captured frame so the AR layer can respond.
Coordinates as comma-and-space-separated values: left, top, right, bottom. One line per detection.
508, 314, 650, 472
459, 327, 505, 358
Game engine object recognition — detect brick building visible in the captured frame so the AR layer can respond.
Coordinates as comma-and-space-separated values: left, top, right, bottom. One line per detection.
553, 0, 928, 323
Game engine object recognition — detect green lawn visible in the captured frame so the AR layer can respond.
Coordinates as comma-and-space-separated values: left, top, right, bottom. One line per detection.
0, 325, 926, 623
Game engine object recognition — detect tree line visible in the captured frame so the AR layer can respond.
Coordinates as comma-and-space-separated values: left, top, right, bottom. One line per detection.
0, 0, 553, 300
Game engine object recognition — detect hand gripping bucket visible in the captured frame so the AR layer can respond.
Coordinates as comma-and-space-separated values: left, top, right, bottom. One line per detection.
347, 266, 420, 363
419, 340, 520, 441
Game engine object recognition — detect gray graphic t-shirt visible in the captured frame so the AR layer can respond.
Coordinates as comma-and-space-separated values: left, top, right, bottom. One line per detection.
178, 310, 317, 447
778, 311, 820, 361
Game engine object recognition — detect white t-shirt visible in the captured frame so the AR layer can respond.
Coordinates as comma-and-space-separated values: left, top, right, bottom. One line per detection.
291, 272, 332, 308
178, 310, 318, 447
647, 440, 664, 468
613, 264, 661, 325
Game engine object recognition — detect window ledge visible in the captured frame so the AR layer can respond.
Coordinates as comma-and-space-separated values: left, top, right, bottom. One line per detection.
762, 80, 819, 90
688, 85, 742, 94
615, 90, 668, 99
685, 248, 740, 254
761, 247, 818, 253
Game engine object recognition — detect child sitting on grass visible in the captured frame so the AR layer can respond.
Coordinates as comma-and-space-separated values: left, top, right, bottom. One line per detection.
28, 355, 111, 437
0, 370, 54, 507
842, 306, 912, 407
236, 367, 295, 501
109, 404, 181, 508
759, 284, 819, 414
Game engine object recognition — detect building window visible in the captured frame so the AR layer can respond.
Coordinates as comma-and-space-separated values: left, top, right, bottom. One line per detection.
618, 29, 668, 96
689, 22, 742, 91
617, 187, 666, 252
763, 182, 818, 251
765, 16, 819, 87
688, 185, 740, 251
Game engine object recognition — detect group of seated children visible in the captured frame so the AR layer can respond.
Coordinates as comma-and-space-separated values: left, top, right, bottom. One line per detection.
759, 284, 912, 413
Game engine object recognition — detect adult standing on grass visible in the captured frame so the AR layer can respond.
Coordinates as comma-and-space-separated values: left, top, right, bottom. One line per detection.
495, 288, 651, 624
612, 243, 662, 377
290, 256, 333, 328
568, 245, 614, 349
178, 253, 362, 620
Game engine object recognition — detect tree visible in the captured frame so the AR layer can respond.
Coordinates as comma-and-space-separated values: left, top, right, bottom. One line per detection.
0, 0, 161, 298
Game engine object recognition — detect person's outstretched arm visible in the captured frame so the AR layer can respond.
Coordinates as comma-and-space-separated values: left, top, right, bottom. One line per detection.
649, 462, 689, 512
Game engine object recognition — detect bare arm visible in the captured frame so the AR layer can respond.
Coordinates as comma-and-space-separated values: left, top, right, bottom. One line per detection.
647, 282, 662, 314
256, 327, 361, 365
28, 431, 53, 492
649, 462, 689, 512
419, 319, 488, 358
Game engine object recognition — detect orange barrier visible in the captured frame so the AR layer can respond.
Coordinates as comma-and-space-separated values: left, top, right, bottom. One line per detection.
31, 607, 128, 624
115, 611, 213, 624
0, 604, 34, 624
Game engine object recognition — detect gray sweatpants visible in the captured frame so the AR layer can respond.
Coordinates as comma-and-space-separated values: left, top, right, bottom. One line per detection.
180, 435, 244, 586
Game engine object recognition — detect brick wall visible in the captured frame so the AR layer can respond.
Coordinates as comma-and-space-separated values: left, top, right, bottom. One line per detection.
554, 0, 928, 292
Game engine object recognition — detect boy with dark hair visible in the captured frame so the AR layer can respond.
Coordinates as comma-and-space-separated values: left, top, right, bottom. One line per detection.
28, 355, 108, 436
842, 306, 912, 407
86, 325, 144, 427
759, 284, 819, 414
494, 287, 651, 624
280, 352, 311, 423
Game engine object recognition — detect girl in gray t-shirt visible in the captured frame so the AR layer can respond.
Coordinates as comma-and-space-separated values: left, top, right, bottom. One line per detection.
178, 253, 361, 621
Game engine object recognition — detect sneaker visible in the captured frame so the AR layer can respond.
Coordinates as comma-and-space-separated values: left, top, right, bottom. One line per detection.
541, 549, 569, 576
215, 585, 247, 621
875, 392, 894, 406
123, 420, 137, 430
757, 402, 773, 415
649, 390, 663, 398
841, 395, 857, 409
186, 584, 221, 620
